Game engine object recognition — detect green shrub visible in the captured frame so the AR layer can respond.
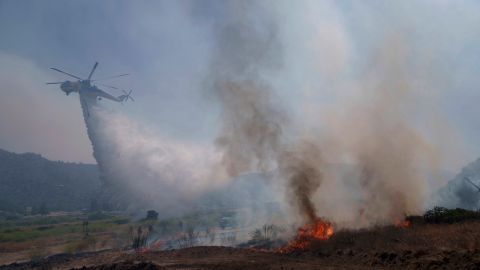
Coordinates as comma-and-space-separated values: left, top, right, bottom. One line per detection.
424, 207, 480, 224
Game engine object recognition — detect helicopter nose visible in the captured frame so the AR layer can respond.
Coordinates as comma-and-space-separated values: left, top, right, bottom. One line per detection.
60, 81, 74, 94
60, 82, 67, 91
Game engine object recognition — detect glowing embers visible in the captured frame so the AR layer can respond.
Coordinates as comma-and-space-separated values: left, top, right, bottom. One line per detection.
395, 219, 412, 228
279, 218, 333, 253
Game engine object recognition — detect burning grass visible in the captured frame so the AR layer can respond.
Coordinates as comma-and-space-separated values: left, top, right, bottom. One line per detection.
279, 218, 333, 253
4, 214, 480, 269
394, 219, 411, 228
305, 220, 480, 256
277, 207, 480, 255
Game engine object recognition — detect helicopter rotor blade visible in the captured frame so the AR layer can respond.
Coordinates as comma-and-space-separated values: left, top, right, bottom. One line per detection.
50, 68, 83, 80
46, 82, 64, 85
87, 62, 98, 81
127, 90, 134, 101
464, 177, 480, 192
91, 73, 129, 82
120, 89, 134, 102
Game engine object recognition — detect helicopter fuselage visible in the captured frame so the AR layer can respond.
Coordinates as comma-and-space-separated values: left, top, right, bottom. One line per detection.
60, 80, 102, 96
59, 79, 127, 103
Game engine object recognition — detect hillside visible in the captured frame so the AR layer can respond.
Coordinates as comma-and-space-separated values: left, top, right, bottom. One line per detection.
0, 149, 101, 214
432, 158, 480, 210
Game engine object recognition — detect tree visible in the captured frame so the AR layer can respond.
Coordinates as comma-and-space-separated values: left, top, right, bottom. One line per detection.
145, 210, 158, 221
39, 201, 49, 215
89, 198, 99, 212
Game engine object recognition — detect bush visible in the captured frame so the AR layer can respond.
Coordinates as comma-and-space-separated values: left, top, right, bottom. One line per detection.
423, 207, 480, 224
145, 210, 158, 221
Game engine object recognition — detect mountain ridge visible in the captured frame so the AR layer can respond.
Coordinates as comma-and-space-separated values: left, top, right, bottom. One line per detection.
0, 148, 101, 213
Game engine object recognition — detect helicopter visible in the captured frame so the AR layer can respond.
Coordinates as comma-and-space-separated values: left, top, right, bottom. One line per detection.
46, 62, 134, 116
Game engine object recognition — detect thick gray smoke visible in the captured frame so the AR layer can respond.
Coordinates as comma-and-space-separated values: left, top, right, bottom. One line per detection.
319, 38, 440, 226
209, 2, 452, 229
278, 142, 324, 223
71, 1, 472, 231
209, 2, 284, 177
208, 2, 326, 226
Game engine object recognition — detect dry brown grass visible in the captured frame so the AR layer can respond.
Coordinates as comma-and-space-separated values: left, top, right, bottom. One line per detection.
310, 220, 480, 254
3, 221, 480, 269
0, 227, 129, 265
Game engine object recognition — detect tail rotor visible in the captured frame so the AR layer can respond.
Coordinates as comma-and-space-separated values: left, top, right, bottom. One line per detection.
120, 90, 135, 103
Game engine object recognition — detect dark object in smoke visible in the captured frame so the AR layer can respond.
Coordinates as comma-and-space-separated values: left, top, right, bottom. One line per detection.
145, 210, 159, 221
423, 207, 480, 224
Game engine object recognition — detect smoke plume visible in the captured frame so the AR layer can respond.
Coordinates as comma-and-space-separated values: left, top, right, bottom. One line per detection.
209, 3, 447, 228
208, 2, 325, 225
278, 142, 324, 223
316, 37, 441, 227
73, 1, 463, 230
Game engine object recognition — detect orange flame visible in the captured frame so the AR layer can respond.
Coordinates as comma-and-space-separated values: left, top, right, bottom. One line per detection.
395, 219, 411, 228
279, 218, 333, 253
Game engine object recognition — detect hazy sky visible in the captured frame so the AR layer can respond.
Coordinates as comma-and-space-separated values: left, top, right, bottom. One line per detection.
0, 1, 220, 162
0, 0, 479, 173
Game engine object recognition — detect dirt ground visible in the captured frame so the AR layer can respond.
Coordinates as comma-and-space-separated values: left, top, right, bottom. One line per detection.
2, 221, 480, 270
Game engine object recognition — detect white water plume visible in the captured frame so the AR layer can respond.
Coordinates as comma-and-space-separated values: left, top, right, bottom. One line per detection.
79, 93, 229, 215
